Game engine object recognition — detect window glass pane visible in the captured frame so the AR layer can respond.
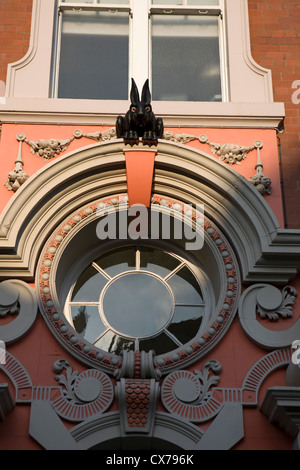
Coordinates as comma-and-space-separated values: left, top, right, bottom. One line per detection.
58, 11, 129, 99
152, 1, 219, 4
95, 246, 136, 277
152, 0, 183, 4
167, 305, 203, 343
94, 330, 134, 355
61, 1, 94, 3
102, 272, 174, 338
187, 0, 219, 4
61, 1, 129, 4
140, 247, 180, 278
167, 266, 203, 304
140, 332, 178, 355
71, 305, 107, 342
71, 265, 108, 301
152, 15, 222, 101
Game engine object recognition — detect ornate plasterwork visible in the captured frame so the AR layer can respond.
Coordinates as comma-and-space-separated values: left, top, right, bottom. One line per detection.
239, 284, 300, 350
52, 359, 114, 422
0, 347, 294, 449
256, 285, 297, 321
0, 280, 37, 344
161, 360, 222, 422
4, 133, 29, 191
1, 139, 300, 285
164, 131, 259, 165
249, 140, 272, 195
37, 193, 240, 375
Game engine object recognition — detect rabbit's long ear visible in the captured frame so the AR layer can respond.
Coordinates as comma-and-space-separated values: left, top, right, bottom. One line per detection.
141, 79, 151, 105
130, 78, 139, 105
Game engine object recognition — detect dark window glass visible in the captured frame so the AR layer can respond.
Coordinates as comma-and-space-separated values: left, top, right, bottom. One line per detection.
71, 265, 108, 302
58, 11, 129, 99
152, 15, 221, 101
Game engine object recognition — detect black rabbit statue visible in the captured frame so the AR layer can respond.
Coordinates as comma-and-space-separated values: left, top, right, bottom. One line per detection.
116, 78, 164, 147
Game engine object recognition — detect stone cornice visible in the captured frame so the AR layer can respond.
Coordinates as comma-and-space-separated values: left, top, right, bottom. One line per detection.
0, 98, 285, 129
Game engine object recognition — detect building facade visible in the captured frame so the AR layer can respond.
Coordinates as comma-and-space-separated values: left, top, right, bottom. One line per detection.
0, 0, 300, 450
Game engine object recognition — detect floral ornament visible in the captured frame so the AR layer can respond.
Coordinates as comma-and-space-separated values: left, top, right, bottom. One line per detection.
201, 137, 255, 165
161, 360, 223, 422
5, 166, 29, 192
256, 286, 297, 321
74, 127, 117, 142
25, 137, 74, 159
52, 359, 114, 421
250, 165, 272, 195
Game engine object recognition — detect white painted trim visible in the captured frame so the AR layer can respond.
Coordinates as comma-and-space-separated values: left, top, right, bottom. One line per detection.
3, 0, 278, 107
5, 0, 56, 99
0, 98, 285, 128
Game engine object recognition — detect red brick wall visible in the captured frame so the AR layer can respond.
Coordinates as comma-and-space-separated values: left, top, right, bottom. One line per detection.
248, 0, 300, 229
0, 0, 32, 85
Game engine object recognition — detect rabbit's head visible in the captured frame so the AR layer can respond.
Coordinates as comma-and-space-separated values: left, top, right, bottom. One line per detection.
129, 79, 153, 130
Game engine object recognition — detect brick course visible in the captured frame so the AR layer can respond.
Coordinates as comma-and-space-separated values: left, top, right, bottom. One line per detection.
248, 0, 300, 229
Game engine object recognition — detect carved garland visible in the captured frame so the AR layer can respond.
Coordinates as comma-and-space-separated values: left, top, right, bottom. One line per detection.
37, 194, 240, 375
6, 130, 271, 196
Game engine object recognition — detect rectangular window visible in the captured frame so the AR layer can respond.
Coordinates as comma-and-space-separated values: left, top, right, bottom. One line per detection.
56, 9, 129, 99
151, 15, 222, 101
55, 0, 226, 102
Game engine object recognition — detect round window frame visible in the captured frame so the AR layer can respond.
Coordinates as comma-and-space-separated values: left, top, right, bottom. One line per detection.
64, 243, 210, 351
37, 194, 240, 375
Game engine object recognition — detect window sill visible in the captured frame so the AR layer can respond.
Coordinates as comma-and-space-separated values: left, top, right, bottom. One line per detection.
0, 97, 285, 130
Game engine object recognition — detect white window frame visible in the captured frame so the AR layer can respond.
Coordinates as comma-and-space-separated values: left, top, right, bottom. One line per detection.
3, 0, 282, 129
53, 0, 228, 101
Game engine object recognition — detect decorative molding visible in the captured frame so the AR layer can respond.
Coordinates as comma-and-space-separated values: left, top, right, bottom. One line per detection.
239, 284, 300, 350
260, 387, 300, 440
0, 351, 33, 402
52, 359, 114, 422
116, 378, 160, 435
241, 349, 291, 404
73, 128, 117, 142
4, 133, 29, 191
0, 99, 285, 128
161, 361, 223, 422
256, 285, 297, 321
24, 135, 74, 160
36, 192, 240, 374
165, 132, 260, 165
0, 281, 19, 317
0, 385, 15, 420
249, 141, 272, 195
199, 134, 256, 165
0, 280, 38, 344
1, 140, 300, 287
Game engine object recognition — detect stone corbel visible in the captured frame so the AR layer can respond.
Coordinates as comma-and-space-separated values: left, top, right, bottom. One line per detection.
4, 133, 29, 192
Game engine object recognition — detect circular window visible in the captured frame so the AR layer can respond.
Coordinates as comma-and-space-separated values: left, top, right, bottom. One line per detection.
64, 245, 208, 356
37, 194, 240, 374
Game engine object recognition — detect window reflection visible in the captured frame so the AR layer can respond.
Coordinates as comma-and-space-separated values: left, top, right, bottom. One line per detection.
66, 245, 208, 356
71, 265, 108, 302
58, 11, 129, 99
152, 15, 221, 101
